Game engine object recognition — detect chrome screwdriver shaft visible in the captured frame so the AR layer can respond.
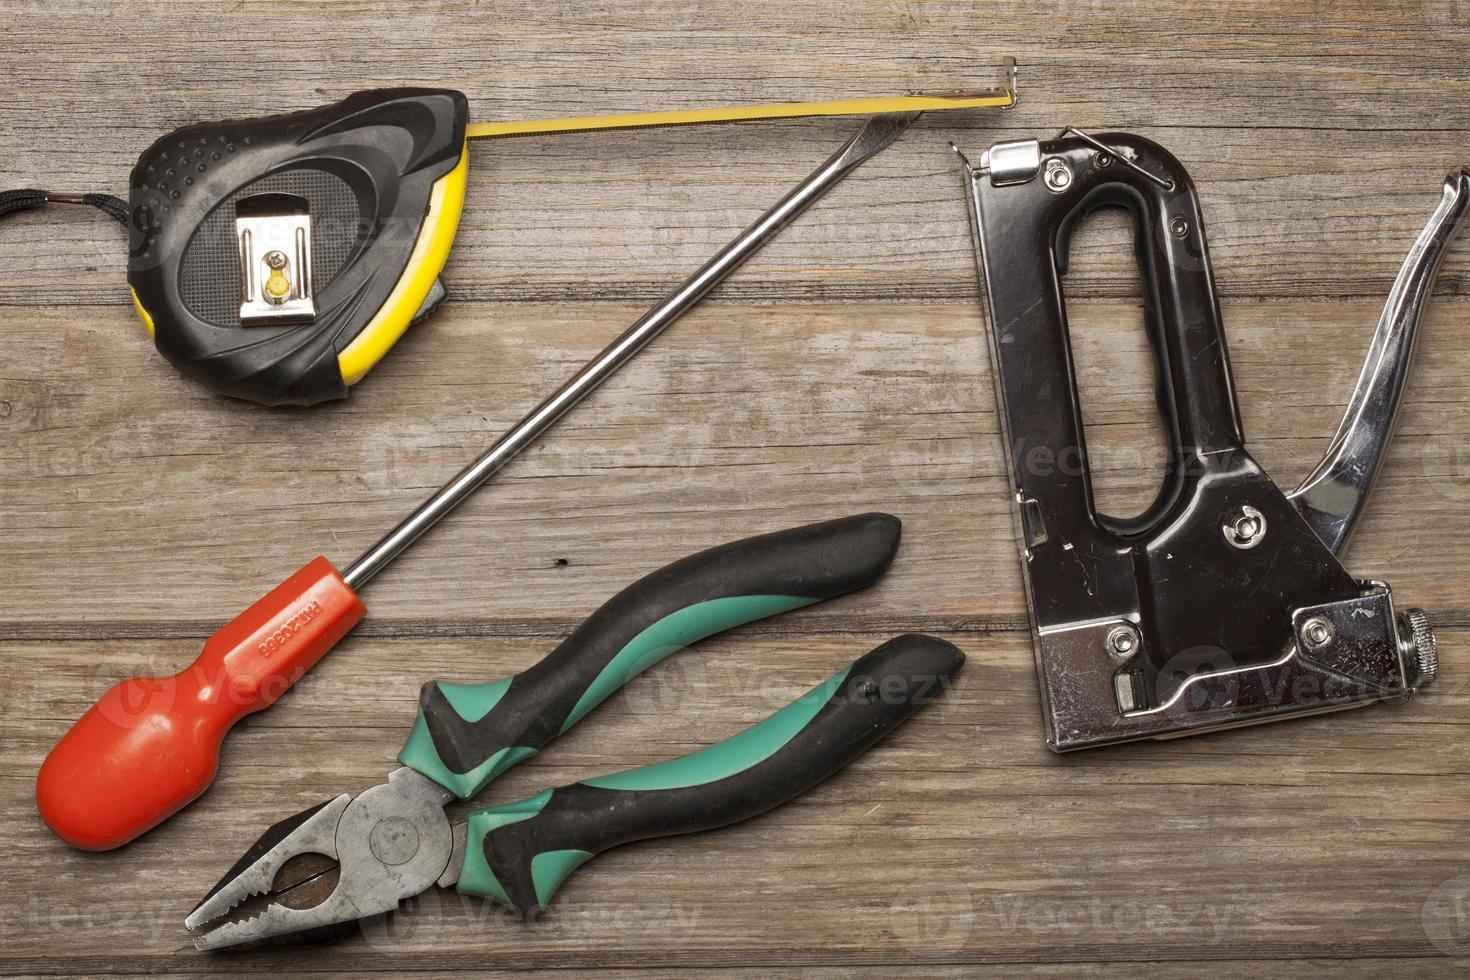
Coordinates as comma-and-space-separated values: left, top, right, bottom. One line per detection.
342, 112, 919, 589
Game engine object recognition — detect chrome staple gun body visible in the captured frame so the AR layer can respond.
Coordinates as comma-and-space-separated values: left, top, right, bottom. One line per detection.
956, 130, 1462, 750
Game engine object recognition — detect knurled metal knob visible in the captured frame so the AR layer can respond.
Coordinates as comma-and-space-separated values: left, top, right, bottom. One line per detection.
1400, 607, 1438, 689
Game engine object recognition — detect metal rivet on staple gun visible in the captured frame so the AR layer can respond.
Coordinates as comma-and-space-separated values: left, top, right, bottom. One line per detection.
1301, 617, 1335, 650
1105, 625, 1140, 662
1044, 160, 1073, 191
1222, 505, 1267, 550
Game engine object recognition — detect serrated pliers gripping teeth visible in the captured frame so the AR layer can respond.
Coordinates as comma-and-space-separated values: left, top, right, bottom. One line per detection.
187, 768, 459, 949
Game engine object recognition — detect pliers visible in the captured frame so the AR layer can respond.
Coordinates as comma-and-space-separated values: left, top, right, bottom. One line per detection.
186, 513, 965, 949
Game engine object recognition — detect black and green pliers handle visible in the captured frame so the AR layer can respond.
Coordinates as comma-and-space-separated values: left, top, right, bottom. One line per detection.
399, 513, 903, 798
454, 632, 964, 917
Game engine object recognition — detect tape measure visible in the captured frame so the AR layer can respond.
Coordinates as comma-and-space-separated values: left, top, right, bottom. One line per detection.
12, 61, 1016, 406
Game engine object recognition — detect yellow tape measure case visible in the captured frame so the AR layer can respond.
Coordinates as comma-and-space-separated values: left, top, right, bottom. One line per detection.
126, 89, 469, 406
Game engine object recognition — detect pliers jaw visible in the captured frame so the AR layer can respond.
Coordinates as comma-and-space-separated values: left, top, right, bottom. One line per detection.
187, 768, 456, 950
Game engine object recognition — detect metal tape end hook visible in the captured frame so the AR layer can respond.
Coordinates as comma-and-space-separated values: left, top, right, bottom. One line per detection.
1002, 56, 1019, 109
912, 56, 1018, 107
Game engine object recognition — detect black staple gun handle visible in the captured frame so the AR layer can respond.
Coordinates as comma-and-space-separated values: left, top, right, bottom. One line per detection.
976, 131, 1244, 545
1052, 134, 1244, 478
968, 132, 1345, 646
960, 131, 1457, 750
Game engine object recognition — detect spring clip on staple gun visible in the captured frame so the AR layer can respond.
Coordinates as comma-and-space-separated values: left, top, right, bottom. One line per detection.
955, 129, 1467, 750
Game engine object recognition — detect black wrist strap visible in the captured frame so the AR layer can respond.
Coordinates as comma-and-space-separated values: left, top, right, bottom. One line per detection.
0, 188, 128, 225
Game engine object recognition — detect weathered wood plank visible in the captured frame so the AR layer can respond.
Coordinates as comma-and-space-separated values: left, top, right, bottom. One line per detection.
7, 967, 1468, 980
1, 963, 1462, 979
4, 629, 1467, 974
2, 296, 1469, 628
0, 971, 1445, 980
4, 124, 1467, 307
3, 2, 1470, 306
6, 2, 1470, 976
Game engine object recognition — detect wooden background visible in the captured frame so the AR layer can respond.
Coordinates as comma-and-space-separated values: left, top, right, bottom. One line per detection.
3, 1, 1469, 976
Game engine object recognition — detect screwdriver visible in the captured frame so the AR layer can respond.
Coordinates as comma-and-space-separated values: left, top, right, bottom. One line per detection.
36, 111, 922, 851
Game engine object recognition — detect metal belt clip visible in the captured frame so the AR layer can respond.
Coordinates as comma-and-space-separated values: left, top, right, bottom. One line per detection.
236, 192, 316, 326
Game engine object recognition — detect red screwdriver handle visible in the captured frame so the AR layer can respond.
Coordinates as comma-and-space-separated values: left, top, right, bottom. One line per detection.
36, 557, 366, 850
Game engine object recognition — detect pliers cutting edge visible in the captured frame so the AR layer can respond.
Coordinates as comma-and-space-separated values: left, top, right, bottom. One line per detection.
186, 513, 965, 948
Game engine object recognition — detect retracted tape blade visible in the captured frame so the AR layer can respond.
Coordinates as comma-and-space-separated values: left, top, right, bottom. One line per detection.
17, 60, 1016, 406
466, 87, 1016, 139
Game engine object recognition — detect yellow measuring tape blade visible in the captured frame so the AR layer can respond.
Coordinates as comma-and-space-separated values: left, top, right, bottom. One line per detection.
466, 91, 1014, 140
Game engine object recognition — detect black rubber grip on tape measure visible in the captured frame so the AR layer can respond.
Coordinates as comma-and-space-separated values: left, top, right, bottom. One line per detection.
127, 88, 467, 406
